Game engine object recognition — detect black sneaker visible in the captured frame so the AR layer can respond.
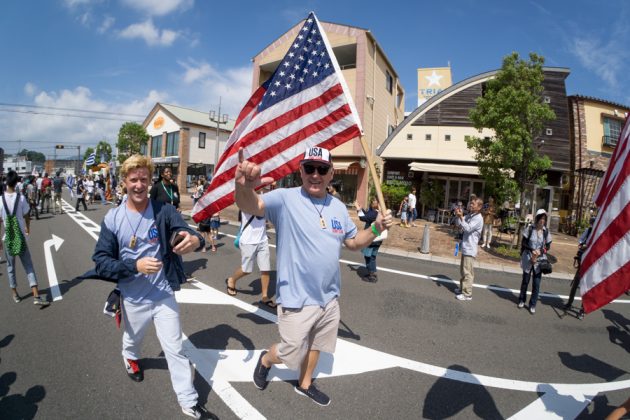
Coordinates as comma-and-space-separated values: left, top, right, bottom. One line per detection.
181, 403, 215, 419
124, 358, 143, 382
294, 383, 331, 406
253, 350, 270, 390
577, 309, 585, 320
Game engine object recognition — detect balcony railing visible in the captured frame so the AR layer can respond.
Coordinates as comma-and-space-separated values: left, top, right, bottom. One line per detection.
603, 135, 618, 148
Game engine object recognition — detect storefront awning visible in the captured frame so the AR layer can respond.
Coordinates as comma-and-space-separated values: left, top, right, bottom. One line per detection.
152, 156, 180, 164
333, 159, 361, 171
408, 162, 479, 175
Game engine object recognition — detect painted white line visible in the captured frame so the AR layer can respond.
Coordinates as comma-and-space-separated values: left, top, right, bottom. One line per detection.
62, 199, 101, 240
43, 234, 64, 301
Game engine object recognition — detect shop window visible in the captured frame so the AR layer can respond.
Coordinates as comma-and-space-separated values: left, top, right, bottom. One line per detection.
407, 133, 413, 140
199, 132, 206, 149
166, 131, 179, 156
445, 134, 451, 141
151, 135, 162, 157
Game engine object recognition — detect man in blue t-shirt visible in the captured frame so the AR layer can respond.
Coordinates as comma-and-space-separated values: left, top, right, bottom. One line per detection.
236, 146, 393, 406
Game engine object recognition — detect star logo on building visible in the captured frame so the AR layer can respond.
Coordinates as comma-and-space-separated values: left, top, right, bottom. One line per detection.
425, 70, 443, 87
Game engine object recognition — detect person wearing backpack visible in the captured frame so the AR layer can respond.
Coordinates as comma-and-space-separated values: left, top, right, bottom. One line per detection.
517, 209, 552, 314
1, 170, 49, 306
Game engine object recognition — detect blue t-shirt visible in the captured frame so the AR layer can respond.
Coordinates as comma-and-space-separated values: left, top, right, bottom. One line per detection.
103, 202, 173, 304
263, 187, 357, 309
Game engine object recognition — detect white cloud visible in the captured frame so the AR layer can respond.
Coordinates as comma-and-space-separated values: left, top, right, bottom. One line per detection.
97, 15, 115, 34
174, 60, 252, 117
24, 83, 38, 96
0, 86, 168, 156
62, 0, 100, 8
119, 0, 194, 17
118, 19, 179, 47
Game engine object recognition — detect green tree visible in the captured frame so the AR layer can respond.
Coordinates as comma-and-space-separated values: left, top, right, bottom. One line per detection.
17, 149, 46, 163
116, 122, 148, 163
83, 147, 95, 161
95, 140, 113, 163
467, 52, 554, 221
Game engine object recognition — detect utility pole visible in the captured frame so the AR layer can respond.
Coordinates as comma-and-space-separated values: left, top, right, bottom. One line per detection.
209, 97, 228, 175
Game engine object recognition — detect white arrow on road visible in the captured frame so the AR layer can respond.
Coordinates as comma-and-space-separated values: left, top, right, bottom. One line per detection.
44, 234, 64, 301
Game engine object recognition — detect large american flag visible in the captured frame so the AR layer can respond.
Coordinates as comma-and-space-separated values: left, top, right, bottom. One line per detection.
579, 115, 630, 313
192, 12, 362, 223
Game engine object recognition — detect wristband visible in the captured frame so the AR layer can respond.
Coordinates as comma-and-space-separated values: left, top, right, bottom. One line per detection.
371, 222, 380, 236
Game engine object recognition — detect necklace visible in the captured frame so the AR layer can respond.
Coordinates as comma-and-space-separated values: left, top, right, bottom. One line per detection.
308, 195, 328, 229
161, 181, 174, 203
124, 202, 150, 249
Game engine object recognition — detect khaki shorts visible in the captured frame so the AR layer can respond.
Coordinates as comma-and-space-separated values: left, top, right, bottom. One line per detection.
239, 240, 271, 273
276, 298, 340, 370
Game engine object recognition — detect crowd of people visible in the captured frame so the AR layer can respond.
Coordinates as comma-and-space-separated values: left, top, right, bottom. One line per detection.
1, 145, 609, 418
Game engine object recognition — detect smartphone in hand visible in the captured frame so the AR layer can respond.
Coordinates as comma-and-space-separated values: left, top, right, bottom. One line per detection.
170, 231, 185, 248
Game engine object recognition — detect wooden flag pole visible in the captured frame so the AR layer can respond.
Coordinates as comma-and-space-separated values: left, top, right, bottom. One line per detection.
358, 135, 388, 212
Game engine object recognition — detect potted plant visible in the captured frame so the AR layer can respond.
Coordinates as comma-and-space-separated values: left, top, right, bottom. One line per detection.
419, 181, 444, 222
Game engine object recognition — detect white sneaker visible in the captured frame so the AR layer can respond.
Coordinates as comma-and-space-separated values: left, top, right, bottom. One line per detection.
456, 294, 472, 301
517, 301, 525, 309
530, 306, 536, 314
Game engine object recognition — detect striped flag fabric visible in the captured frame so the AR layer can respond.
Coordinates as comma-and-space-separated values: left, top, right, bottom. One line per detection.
579, 116, 630, 314
85, 152, 96, 166
192, 11, 362, 223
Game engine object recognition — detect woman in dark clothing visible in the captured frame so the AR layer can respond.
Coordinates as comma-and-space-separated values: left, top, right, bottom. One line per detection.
354, 198, 386, 283
150, 167, 180, 209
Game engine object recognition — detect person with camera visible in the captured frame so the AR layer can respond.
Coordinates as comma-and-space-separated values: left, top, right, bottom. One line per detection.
91, 155, 213, 419
517, 209, 553, 314
563, 217, 595, 319
453, 198, 483, 301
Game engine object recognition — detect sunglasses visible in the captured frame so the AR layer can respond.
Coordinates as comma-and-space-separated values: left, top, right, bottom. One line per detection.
302, 164, 331, 175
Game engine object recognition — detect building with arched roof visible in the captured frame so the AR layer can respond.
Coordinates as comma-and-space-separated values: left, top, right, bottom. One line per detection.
377, 67, 571, 226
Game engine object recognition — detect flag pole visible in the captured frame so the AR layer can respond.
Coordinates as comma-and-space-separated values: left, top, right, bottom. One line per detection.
358, 135, 387, 212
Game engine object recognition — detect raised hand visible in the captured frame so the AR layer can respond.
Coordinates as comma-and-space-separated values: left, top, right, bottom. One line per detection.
235, 148, 274, 190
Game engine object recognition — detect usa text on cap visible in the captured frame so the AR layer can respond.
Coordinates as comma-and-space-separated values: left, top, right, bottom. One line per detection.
301, 147, 332, 164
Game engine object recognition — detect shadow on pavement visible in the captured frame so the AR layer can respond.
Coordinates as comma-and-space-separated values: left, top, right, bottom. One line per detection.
576, 394, 617, 419
0, 334, 46, 419
423, 364, 502, 419
558, 352, 626, 381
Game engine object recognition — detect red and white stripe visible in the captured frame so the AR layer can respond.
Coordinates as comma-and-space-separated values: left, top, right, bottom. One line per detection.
580, 116, 630, 313
192, 15, 362, 223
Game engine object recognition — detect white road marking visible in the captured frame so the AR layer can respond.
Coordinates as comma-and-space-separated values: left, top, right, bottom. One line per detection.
62, 199, 101, 240
43, 234, 64, 301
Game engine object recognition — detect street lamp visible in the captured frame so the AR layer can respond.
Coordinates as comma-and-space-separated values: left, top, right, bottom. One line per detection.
209, 97, 228, 175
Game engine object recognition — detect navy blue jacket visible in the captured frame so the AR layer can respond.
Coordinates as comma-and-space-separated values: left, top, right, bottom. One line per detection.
90, 200, 204, 291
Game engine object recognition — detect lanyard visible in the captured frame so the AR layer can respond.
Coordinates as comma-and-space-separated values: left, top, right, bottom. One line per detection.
161, 181, 174, 203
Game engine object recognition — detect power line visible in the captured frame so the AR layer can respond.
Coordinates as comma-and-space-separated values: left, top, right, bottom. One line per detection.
0, 102, 145, 118
0, 108, 141, 122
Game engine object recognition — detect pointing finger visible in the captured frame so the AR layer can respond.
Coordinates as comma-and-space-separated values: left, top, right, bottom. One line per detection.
238, 147, 244, 163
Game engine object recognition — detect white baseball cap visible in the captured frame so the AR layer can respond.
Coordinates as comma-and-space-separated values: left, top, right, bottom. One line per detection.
300, 146, 332, 165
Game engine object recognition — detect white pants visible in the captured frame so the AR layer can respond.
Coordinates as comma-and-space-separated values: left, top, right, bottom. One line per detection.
121, 295, 197, 408
482, 223, 493, 245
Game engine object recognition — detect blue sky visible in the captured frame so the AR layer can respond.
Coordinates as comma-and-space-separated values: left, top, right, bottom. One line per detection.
1, 0, 629, 159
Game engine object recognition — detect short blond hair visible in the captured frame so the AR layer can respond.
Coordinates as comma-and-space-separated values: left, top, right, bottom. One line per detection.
120, 154, 154, 179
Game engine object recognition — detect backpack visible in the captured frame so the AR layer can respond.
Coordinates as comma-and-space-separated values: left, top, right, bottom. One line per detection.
520, 224, 549, 256
2, 195, 27, 256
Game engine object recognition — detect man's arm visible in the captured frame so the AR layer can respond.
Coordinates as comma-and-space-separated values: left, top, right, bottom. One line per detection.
234, 148, 272, 217
166, 206, 204, 254
92, 220, 137, 280
344, 209, 393, 251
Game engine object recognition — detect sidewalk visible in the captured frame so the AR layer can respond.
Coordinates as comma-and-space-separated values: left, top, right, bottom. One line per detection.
179, 194, 577, 280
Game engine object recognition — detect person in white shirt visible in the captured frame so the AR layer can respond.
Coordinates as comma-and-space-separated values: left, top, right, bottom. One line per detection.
408, 187, 418, 227
1, 170, 49, 305
225, 210, 275, 308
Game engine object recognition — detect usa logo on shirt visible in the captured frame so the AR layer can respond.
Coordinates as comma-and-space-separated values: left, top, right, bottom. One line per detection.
148, 224, 159, 243
330, 218, 344, 234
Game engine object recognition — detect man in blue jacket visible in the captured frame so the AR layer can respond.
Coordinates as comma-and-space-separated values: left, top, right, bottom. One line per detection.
92, 155, 213, 419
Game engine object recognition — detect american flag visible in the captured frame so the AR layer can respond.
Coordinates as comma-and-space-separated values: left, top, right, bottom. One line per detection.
192, 12, 362, 223
579, 115, 630, 313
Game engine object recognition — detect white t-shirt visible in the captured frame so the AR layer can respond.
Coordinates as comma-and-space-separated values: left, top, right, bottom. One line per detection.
86, 180, 95, 193
239, 211, 268, 245
1, 193, 29, 242
408, 193, 417, 209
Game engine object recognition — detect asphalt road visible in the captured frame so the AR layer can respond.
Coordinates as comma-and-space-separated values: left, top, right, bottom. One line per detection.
1, 192, 629, 419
